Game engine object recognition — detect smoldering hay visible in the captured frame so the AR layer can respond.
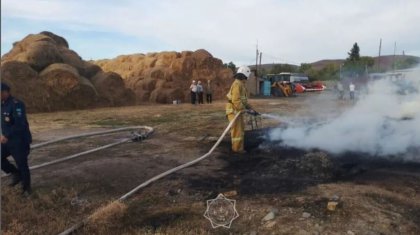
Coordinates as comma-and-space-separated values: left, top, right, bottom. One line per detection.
269, 68, 420, 158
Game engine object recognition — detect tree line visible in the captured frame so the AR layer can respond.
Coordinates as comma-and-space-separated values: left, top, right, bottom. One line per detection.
232, 43, 419, 81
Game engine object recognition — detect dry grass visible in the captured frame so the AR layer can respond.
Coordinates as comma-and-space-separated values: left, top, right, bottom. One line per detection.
84, 201, 128, 234
4, 97, 418, 234
3, 100, 271, 235
1, 186, 89, 234
27, 99, 298, 146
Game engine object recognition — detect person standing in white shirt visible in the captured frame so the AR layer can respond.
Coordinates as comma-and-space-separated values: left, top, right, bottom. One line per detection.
190, 80, 197, 104
349, 82, 355, 100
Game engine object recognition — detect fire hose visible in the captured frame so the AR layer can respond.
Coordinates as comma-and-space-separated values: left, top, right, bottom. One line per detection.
57, 111, 243, 235
1, 126, 154, 178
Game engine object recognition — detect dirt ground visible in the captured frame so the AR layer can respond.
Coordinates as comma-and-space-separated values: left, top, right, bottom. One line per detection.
1, 92, 419, 235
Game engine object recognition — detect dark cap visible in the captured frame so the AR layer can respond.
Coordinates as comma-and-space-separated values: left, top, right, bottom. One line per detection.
1, 82, 11, 92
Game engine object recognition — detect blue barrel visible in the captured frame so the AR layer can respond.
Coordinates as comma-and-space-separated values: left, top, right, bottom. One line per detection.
263, 81, 271, 96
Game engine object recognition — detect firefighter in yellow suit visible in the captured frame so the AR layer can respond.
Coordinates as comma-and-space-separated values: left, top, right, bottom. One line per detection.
225, 66, 257, 154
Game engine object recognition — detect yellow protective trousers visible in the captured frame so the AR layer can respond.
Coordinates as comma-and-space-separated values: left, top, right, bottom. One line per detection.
227, 112, 245, 152
226, 79, 249, 153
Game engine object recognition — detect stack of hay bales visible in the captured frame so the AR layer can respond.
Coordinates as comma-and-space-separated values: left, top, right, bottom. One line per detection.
95, 49, 234, 103
0, 61, 51, 111
1, 31, 134, 112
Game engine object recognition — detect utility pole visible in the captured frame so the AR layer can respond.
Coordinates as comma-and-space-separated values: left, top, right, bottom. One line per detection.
255, 43, 259, 78
377, 38, 382, 72
393, 41, 397, 72
258, 52, 262, 95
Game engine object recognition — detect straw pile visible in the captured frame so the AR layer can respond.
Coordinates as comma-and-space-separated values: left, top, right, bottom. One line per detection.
1, 31, 134, 112
95, 49, 233, 103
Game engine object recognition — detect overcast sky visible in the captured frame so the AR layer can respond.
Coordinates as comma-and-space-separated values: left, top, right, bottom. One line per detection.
2, 0, 420, 65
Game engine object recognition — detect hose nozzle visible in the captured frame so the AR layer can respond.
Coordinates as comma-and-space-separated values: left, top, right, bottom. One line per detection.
131, 131, 147, 142
247, 109, 260, 116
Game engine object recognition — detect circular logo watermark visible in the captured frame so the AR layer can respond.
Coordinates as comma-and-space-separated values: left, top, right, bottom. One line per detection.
203, 193, 239, 228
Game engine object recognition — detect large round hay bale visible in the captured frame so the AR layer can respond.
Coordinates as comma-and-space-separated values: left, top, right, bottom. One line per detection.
46, 76, 98, 111
147, 67, 174, 81
40, 31, 69, 48
2, 34, 56, 62
192, 49, 213, 61
2, 34, 64, 71
218, 68, 234, 79
155, 51, 180, 67
0, 61, 53, 112
1, 33, 71, 72
90, 71, 135, 106
0, 61, 38, 82
150, 88, 184, 103
15, 34, 56, 51
122, 75, 143, 89
83, 63, 102, 78
39, 63, 80, 95
155, 79, 171, 89
143, 56, 157, 68
16, 40, 63, 71
59, 48, 84, 71
149, 67, 165, 79
132, 89, 150, 102
170, 56, 195, 77
140, 78, 157, 90
181, 51, 193, 57
61, 76, 98, 109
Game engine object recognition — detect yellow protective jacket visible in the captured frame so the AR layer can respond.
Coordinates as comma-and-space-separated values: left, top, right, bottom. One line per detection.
226, 79, 250, 115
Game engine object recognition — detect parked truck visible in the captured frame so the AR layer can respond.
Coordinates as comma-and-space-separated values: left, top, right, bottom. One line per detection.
263, 72, 325, 97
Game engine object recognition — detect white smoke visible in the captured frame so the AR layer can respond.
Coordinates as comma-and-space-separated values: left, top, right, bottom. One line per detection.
269, 68, 420, 158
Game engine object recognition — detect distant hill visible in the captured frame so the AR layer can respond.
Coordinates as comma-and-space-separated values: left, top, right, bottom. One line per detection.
251, 55, 419, 74
249, 63, 299, 74
310, 59, 344, 71
311, 55, 420, 71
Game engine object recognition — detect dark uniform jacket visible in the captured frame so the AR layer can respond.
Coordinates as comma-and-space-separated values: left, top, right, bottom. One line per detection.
1, 96, 32, 145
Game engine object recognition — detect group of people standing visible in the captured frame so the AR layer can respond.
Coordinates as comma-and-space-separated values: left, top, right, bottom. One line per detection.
337, 81, 356, 100
189, 80, 213, 104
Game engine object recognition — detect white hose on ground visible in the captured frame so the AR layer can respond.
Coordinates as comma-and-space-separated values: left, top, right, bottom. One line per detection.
31, 126, 154, 149
30, 138, 130, 171
57, 111, 243, 235
1, 126, 154, 178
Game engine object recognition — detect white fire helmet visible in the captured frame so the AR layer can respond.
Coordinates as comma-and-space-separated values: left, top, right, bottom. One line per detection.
236, 66, 251, 79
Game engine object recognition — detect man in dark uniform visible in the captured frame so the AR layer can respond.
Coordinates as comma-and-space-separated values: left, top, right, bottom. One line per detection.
1, 82, 32, 195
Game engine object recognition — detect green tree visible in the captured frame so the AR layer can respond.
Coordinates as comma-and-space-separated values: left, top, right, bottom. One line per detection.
299, 63, 312, 73
360, 56, 374, 68
308, 64, 339, 81
342, 43, 374, 77
223, 61, 236, 73
270, 64, 296, 74
347, 43, 360, 61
